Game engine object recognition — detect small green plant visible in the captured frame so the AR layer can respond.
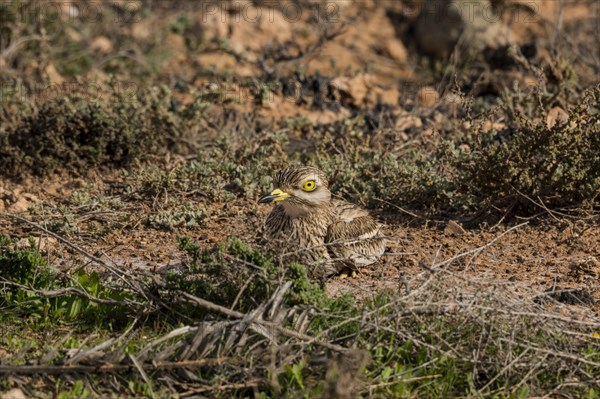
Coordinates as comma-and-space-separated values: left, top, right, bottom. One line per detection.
147, 203, 206, 230
461, 96, 600, 213
0, 236, 48, 285
173, 237, 356, 319
171, 237, 282, 312
170, 15, 191, 35
0, 235, 139, 325
285, 359, 306, 390
55, 380, 92, 399
53, 268, 133, 323
0, 85, 199, 177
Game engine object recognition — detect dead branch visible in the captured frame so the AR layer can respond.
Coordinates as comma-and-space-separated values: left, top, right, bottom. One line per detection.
179, 283, 347, 352
0, 279, 142, 308
0, 213, 146, 295
0, 358, 227, 375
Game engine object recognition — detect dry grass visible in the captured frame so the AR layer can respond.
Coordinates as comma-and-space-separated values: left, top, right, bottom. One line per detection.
1, 217, 599, 398
1, 0, 599, 397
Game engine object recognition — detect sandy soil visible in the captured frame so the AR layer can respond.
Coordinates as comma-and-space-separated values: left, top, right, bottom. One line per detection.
0, 0, 598, 318
2, 173, 598, 317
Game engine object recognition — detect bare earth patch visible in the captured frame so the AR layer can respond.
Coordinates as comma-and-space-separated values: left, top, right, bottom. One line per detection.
2, 174, 598, 317
1, 0, 599, 396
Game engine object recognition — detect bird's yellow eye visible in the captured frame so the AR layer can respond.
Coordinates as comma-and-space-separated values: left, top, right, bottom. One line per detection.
302, 180, 317, 192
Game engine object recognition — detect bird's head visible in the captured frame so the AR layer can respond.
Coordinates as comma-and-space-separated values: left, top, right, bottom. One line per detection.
258, 166, 331, 215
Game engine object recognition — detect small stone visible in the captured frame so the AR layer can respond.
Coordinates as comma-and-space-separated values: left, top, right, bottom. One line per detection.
10, 197, 30, 212
371, 87, 399, 106
383, 39, 408, 63
330, 74, 372, 107
546, 106, 569, 129
416, 86, 439, 107
45, 64, 64, 85
90, 36, 113, 54
131, 19, 153, 40
444, 220, 466, 236
1, 389, 26, 399
395, 113, 423, 131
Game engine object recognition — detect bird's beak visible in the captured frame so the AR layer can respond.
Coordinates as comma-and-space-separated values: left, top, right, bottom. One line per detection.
258, 188, 290, 203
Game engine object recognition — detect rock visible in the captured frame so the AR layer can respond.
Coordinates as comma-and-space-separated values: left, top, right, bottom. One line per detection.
421, 128, 435, 137
444, 220, 466, 236
131, 19, 154, 40
482, 120, 507, 133
394, 110, 423, 131
415, 0, 512, 58
15, 236, 58, 255
546, 107, 569, 129
15, 238, 31, 250
23, 193, 39, 203
196, 7, 229, 43
228, 7, 293, 53
383, 38, 408, 63
416, 86, 440, 107
90, 36, 113, 53
10, 197, 31, 212
330, 74, 371, 107
331, 74, 400, 108
39, 237, 59, 254
1, 389, 26, 399
7, 192, 39, 212
45, 64, 64, 85
372, 87, 399, 106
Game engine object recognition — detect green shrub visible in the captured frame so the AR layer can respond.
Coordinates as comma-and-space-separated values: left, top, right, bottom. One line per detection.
461, 91, 600, 213
171, 237, 281, 313
0, 235, 48, 284
0, 86, 201, 177
0, 235, 136, 324
311, 87, 600, 218
173, 237, 355, 314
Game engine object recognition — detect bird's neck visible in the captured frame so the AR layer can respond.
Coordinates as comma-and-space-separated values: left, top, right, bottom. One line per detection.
281, 201, 325, 219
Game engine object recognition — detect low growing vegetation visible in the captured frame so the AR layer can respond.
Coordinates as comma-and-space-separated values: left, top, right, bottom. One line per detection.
2, 84, 597, 221
1, 0, 599, 397
1, 234, 599, 397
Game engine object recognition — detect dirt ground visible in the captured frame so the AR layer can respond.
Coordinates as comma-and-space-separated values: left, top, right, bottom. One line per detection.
2, 1, 600, 397
2, 172, 598, 317
1, 0, 599, 322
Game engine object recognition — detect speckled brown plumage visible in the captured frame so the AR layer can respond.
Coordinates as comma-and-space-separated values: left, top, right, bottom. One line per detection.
259, 166, 386, 277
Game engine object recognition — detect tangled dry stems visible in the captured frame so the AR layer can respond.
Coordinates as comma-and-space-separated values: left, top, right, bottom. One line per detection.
1, 214, 599, 397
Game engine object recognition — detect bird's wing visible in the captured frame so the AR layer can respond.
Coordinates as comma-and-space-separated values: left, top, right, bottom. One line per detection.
325, 199, 386, 270
325, 200, 382, 246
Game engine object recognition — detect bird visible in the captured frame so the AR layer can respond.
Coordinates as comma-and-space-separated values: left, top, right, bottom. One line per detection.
258, 166, 386, 278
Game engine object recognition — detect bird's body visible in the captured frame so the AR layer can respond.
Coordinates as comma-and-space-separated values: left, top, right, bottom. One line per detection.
259, 166, 386, 277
